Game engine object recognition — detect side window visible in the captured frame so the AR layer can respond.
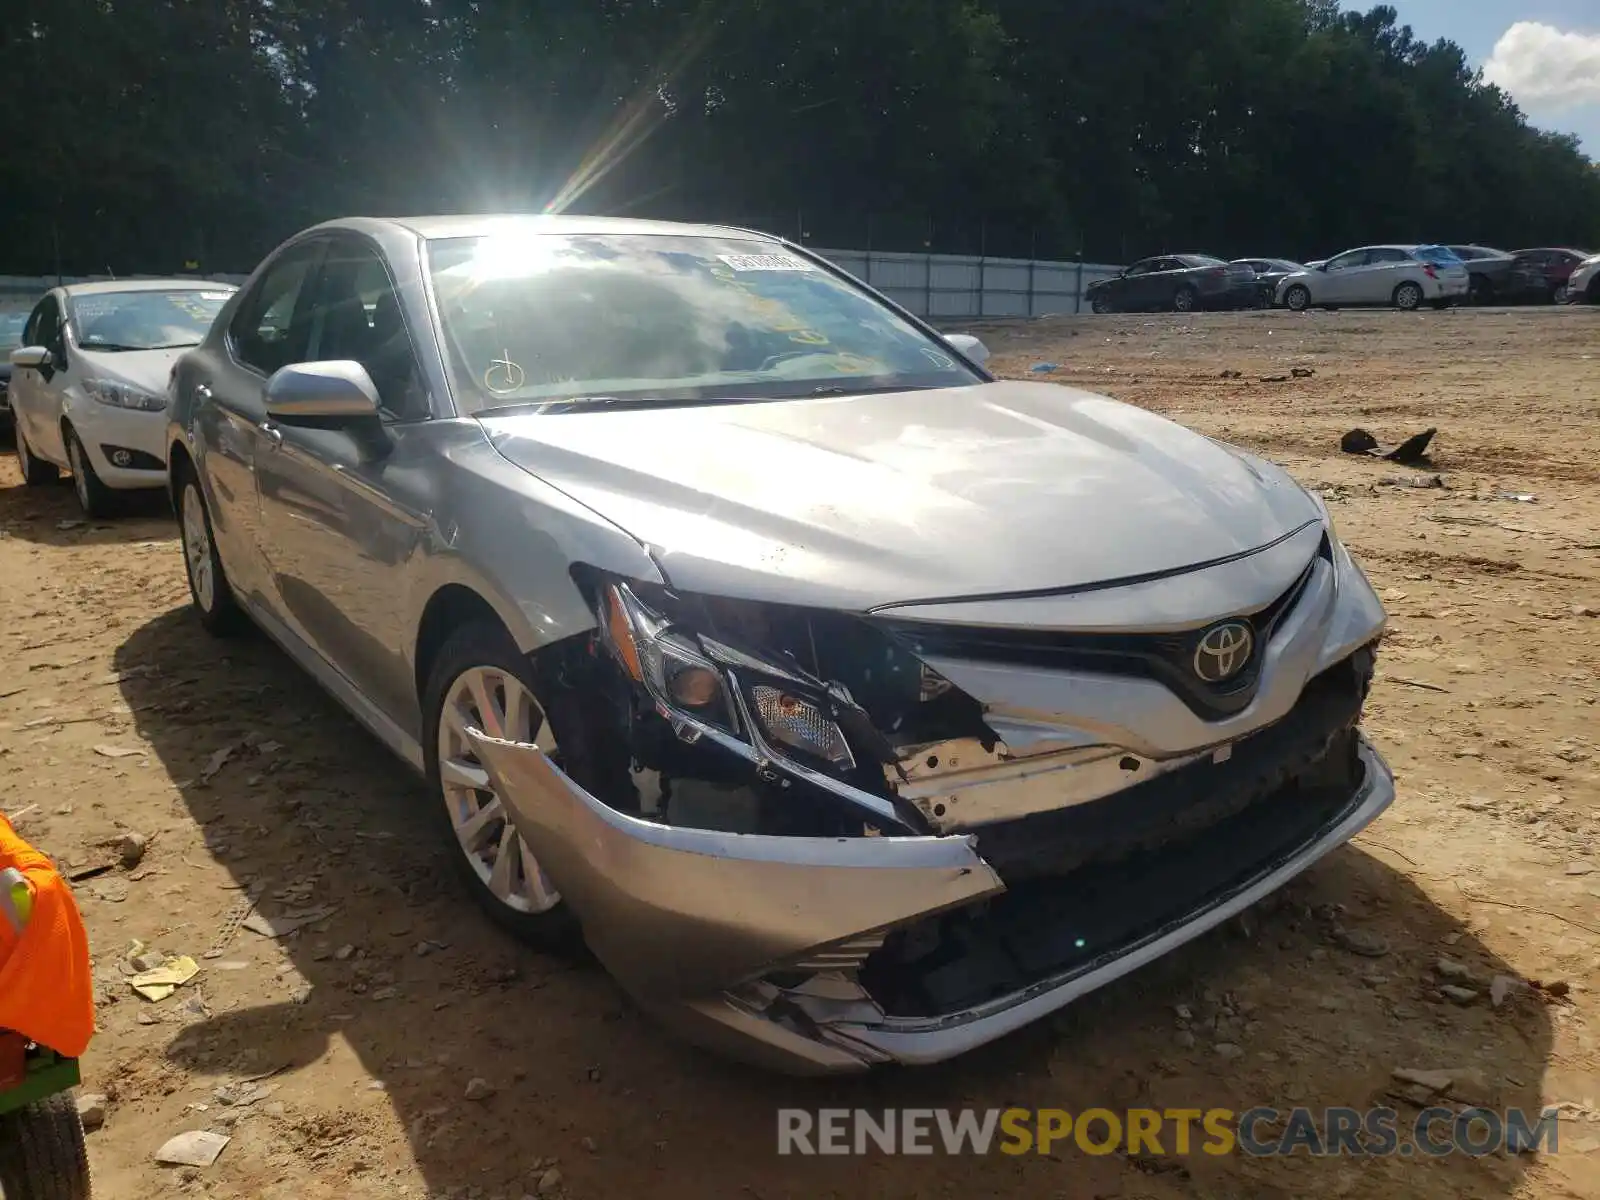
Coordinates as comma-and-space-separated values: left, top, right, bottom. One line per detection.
302, 238, 428, 421
230, 242, 324, 376
22, 299, 45, 347
1326, 252, 1361, 272
1368, 249, 1407, 265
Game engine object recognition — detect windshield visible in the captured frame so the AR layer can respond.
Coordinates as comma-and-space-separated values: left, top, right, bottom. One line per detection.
0, 311, 26, 351
1415, 246, 1462, 267
426, 233, 983, 412
66, 288, 234, 351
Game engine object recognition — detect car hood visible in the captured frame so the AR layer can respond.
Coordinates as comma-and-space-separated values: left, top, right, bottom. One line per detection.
481, 381, 1322, 611
74, 346, 187, 395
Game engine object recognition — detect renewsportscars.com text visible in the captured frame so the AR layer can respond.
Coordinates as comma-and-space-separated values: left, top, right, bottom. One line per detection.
777, 1106, 1559, 1158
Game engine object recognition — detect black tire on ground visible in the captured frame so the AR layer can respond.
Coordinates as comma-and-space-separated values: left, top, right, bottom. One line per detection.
1172, 285, 1198, 313
0, 1092, 93, 1200
1090, 294, 1113, 314
1393, 282, 1424, 311
1283, 285, 1311, 312
174, 467, 247, 636
1468, 276, 1493, 305
421, 621, 623, 952
14, 424, 60, 486
64, 426, 117, 518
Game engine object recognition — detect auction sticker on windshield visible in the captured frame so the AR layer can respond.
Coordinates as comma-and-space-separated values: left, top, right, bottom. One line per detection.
718, 253, 816, 272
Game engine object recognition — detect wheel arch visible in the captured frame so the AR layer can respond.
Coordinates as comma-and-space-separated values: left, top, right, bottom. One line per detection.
413, 583, 528, 709
167, 439, 195, 510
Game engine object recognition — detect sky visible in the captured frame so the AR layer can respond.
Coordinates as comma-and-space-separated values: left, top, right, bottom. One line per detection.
1343, 0, 1600, 155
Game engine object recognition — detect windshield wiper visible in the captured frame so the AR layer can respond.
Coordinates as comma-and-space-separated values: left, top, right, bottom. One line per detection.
79, 342, 140, 353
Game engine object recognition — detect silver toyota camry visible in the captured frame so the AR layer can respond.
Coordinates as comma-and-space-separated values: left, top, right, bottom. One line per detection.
165, 215, 1393, 1075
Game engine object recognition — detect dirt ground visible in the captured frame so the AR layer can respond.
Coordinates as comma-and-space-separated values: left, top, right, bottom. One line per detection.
1, 308, 1598, 1200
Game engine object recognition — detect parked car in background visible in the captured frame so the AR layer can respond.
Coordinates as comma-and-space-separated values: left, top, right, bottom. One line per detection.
0, 311, 27, 433
8, 280, 236, 516
165, 214, 1392, 1075
1086, 254, 1258, 313
1233, 258, 1307, 308
1445, 245, 1516, 304
1509, 248, 1594, 304
1276, 245, 1470, 312
1566, 253, 1600, 304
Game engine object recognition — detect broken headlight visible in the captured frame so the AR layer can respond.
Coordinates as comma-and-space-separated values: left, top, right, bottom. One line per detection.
601, 582, 738, 733
596, 579, 857, 772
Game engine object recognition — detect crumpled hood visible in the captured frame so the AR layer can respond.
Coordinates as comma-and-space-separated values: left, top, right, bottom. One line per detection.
481, 380, 1321, 611
74, 347, 184, 397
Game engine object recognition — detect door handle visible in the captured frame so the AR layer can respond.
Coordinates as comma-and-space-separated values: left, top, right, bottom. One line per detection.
194, 383, 213, 402
259, 422, 284, 449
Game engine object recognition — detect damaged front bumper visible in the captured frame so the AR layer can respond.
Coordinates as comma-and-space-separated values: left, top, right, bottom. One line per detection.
466, 721, 1394, 1075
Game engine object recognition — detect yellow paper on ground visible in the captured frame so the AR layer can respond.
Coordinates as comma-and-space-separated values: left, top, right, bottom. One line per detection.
128, 955, 201, 1001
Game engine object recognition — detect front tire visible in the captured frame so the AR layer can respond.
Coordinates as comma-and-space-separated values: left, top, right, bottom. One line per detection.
422, 623, 586, 951
177, 471, 245, 635
0, 1092, 92, 1200
14, 424, 60, 486
65, 426, 117, 518
1090, 294, 1113, 315
1393, 282, 1424, 311
1284, 285, 1311, 312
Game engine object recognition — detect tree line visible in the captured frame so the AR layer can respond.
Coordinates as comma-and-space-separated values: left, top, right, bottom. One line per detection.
5, 0, 1598, 276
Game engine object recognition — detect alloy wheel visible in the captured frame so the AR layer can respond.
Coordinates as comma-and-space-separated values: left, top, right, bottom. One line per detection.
181, 483, 215, 612
437, 666, 561, 914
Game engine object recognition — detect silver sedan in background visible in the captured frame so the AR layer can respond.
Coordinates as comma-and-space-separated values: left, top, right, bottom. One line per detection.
1277, 244, 1470, 311
166, 215, 1393, 1074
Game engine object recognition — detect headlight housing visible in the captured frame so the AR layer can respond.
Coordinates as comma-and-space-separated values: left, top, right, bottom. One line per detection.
597, 580, 857, 772
83, 379, 166, 412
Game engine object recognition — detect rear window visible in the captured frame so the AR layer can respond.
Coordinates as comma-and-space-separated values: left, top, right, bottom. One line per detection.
1415, 246, 1462, 266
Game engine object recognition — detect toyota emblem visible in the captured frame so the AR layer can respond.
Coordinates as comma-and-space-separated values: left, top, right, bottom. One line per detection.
1193, 621, 1254, 683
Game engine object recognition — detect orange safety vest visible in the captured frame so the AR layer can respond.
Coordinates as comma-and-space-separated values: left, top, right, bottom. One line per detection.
0, 815, 94, 1058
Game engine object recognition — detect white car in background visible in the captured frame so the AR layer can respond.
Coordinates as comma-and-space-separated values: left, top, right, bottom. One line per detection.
1276, 245, 1470, 312
9, 280, 236, 516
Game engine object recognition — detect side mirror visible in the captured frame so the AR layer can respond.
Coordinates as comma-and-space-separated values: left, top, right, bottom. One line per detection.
265, 361, 381, 424
943, 333, 991, 366
10, 345, 51, 369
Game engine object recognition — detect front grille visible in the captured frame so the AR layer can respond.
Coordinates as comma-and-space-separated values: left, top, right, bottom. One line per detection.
859, 647, 1376, 1019
876, 537, 1328, 720
973, 643, 1373, 881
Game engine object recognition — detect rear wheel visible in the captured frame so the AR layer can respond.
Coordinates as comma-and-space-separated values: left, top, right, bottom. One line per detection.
1393, 282, 1424, 311
1283, 285, 1311, 312
1467, 275, 1493, 305
14, 424, 59, 486
1172, 285, 1198, 313
65, 426, 117, 518
0, 1092, 92, 1200
177, 471, 245, 635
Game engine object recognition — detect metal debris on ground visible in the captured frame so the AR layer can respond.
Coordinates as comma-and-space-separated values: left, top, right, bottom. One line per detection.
1340, 426, 1438, 465
202, 888, 262, 959
242, 905, 338, 940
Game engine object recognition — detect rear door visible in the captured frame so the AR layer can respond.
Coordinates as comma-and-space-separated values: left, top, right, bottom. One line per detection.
1360, 247, 1413, 302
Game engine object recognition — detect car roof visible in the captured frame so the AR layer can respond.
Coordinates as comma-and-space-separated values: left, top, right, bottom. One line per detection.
61, 278, 236, 297
311, 214, 773, 243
